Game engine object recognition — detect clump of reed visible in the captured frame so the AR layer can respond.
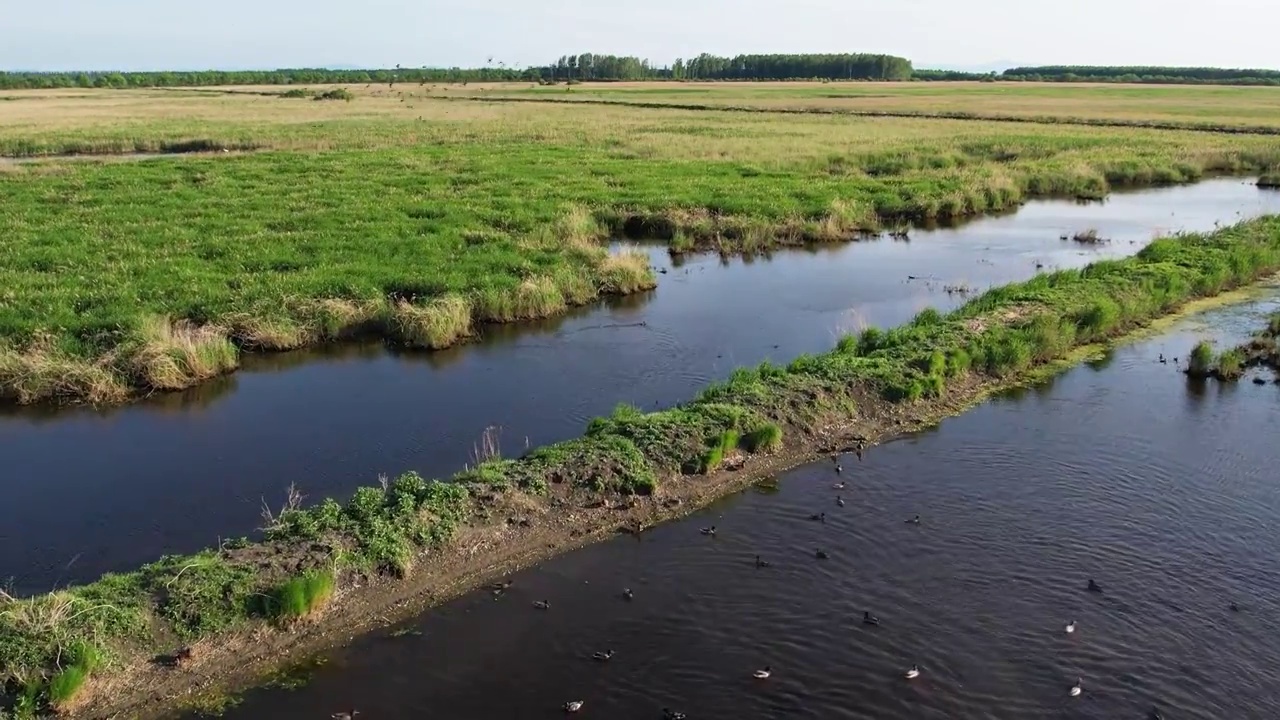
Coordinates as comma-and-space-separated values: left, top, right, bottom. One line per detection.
124, 316, 239, 391
1070, 228, 1109, 244
596, 249, 656, 294
387, 295, 473, 349
0, 339, 129, 405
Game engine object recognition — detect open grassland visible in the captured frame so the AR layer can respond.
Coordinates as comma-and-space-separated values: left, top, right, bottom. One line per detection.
2, 85, 1280, 404
430, 81, 1280, 132
4, 217, 1280, 718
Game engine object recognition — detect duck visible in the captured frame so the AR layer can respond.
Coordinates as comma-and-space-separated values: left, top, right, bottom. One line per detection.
1065, 619, 1076, 634
1149, 708, 1165, 720
1087, 579, 1103, 593
832, 481, 847, 490
1230, 601, 1241, 612
810, 512, 826, 523
904, 665, 920, 679
700, 526, 717, 536
755, 555, 771, 568
815, 549, 830, 560
1069, 678, 1083, 697
1159, 353, 1167, 364
836, 496, 845, 507
835, 464, 843, 474
906, 515, 921, 525
863, 611, 880, 626
622, 588, 634, 601
663, 710, 687, 720
331, 711, 360, 720
564, 700, 584, 713
592, 649, 614, 662
753, 666, 772, 679
533, 600, 551, 610
490, 579, 513, 591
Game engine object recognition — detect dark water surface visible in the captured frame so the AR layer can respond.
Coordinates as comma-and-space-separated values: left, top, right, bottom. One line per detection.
4, 179, 1280, 593
204, 297, 1280, 720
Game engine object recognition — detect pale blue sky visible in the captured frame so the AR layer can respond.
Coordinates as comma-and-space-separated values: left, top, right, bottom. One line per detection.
5, 0, 1277, 72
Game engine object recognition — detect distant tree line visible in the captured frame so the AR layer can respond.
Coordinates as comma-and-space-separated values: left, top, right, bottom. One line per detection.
999, 65, 1280, 86
3, 59, 1276, 90
0, 67, 524, 90
533, 52, 911, 81
0, 52, 914, 90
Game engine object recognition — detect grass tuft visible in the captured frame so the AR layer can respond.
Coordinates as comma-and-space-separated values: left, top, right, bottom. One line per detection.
126, 316, 239, 390
742, 423, 783, 453
271, 570, 336, 621
388, 296, 473, 348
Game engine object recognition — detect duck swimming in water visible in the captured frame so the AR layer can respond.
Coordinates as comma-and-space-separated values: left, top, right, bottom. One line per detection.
863, 611, 880, 626
563, 700, 584, 713
904, 665, 920, 679
906, 515, 921, 525
663, 710, 687, 720
1069, 678, 1083, 697
1230, 601, 1241, 612
331, 711, 360, 720
815, 549, 830, 560
836, 496, 845, 507
1148, 708, 1165, 720
835, 464, 843, 474
753, 666, 772, 679
622, 588, 634, 600
810, 512, 826, 523
833, 481, 847, 490
1087, 579, 1103, 593
533, 600, 551, 610
700, 526, 717, 536
1065, 619, 1076, 634
755, 555, 771, 568
592, 649, 614, 662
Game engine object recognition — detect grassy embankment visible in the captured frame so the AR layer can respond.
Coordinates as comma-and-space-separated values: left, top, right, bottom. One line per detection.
4, 216, 1280, 716
3, 86, 1280, 405
1186, 310, 1280, 380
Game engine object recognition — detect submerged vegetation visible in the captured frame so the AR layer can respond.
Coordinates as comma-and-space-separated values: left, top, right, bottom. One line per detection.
3, 84, 1280, 404
4, 217, 1280, 716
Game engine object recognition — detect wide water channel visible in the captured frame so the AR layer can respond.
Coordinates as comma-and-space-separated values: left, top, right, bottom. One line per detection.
3, 179, 1280, 594
199, 295, 1280, 720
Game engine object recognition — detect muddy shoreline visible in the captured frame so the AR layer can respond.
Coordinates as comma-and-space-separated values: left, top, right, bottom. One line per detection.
74, 379, 980, 719
71, 284, 1266, 720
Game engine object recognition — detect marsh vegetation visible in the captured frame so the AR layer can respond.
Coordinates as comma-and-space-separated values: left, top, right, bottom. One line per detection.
3, 83, 1280, 404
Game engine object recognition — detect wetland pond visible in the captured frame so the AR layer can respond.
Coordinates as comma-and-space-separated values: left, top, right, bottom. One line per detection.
195, 296, 1280, 720
3, 178, 1280, 594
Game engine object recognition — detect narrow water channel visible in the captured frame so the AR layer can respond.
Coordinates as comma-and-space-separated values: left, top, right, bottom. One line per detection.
3, 179, 1278, 594
201, 296, 1280, 720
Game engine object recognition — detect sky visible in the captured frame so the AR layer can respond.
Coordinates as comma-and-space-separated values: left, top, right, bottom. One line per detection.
4, 0, 1278, 72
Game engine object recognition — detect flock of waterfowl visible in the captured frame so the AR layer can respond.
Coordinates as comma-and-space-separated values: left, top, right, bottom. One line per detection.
333, 451, 1222, 719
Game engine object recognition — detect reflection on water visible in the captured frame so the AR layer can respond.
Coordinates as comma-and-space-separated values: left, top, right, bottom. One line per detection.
202, 297, 1280, 720
3, 179, 1280, 594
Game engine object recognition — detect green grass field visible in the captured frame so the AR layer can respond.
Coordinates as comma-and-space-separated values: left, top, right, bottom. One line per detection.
2, 82, 1280, 404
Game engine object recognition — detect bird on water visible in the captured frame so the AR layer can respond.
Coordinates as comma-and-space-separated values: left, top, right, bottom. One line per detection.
863, 611, 881, 626
331, 711, 360, 720
753, 666, 772, 679
563, 700, 584, 713
905, 665, 920, 679
1065, 619, 1076, 634
1069, 678, 1083, 697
